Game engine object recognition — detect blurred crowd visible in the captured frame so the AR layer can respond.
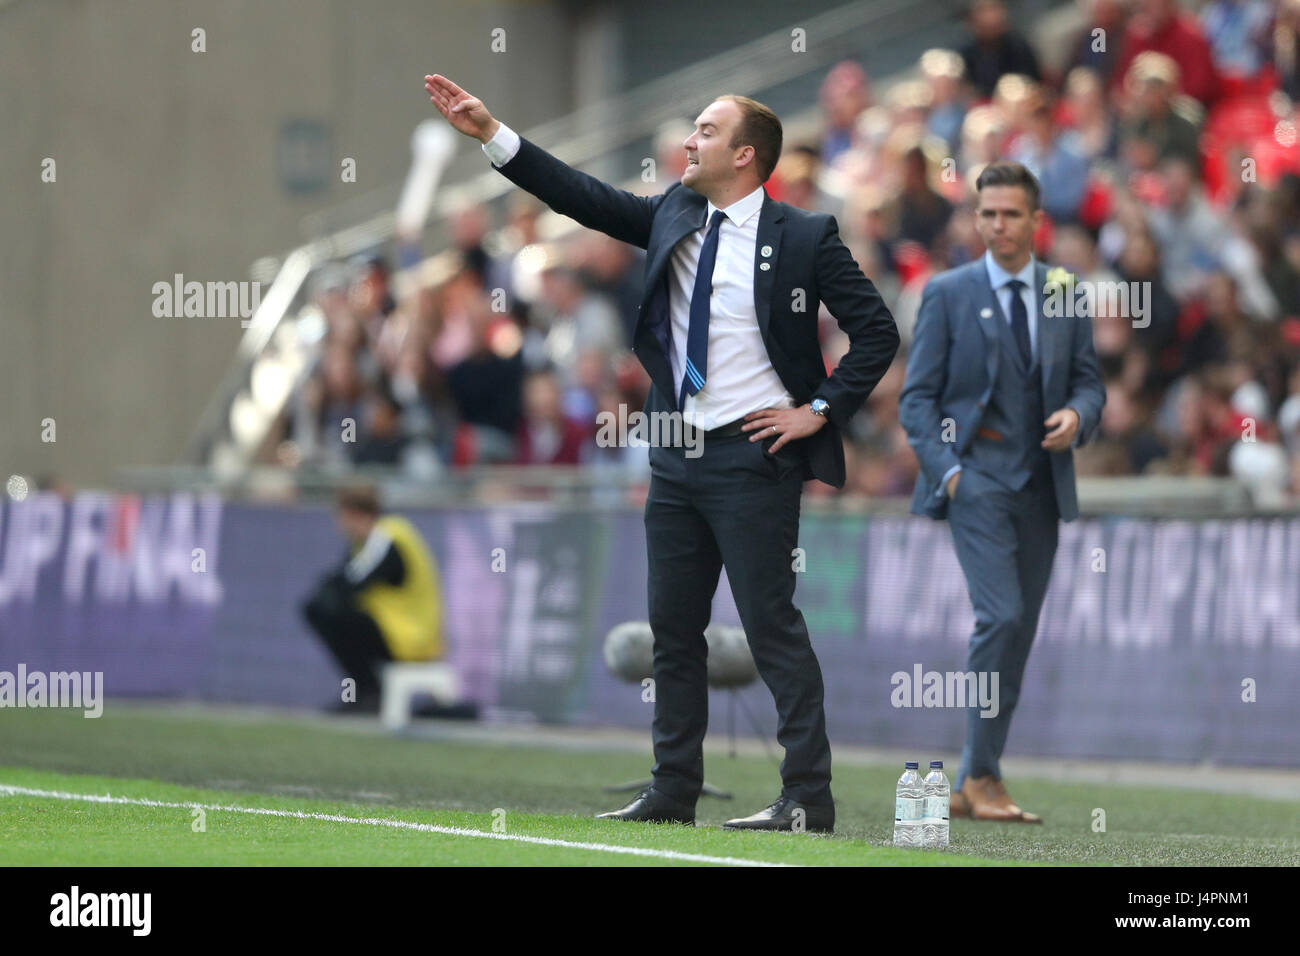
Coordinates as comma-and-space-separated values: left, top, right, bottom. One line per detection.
280, 0, 1300, 504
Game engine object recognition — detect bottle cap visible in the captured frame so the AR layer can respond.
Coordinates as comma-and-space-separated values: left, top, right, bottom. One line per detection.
930, 761, 944, 768
904, 761, 918, 769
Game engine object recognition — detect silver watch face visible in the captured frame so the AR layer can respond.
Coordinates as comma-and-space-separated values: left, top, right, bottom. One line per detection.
811, 399, 829, 416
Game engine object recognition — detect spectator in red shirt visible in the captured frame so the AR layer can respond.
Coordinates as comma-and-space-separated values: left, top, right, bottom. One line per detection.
1112, 0, 1220, 106
514, 369, 590, 465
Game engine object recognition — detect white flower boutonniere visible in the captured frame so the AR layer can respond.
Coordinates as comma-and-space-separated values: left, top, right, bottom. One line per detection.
1044, 267, 1076, 294
1042, 267, 1079, 318
1040, 267, 1081, 319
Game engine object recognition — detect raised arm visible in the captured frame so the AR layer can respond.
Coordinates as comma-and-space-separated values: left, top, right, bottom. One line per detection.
424, 73, 665, 249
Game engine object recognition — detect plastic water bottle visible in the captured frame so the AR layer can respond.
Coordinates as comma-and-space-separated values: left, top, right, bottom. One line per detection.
922, 760, 950, 848
893, 761, 924, 846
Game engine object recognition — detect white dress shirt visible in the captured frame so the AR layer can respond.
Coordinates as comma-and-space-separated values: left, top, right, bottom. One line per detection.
985, 250, 1039, 362
484, 121, 795, 430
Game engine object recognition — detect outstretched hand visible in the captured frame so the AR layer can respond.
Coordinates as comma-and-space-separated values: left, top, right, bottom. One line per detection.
424, 74, 499, 143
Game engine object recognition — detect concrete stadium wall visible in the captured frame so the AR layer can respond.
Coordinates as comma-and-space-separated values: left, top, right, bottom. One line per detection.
1, 0, 576, 487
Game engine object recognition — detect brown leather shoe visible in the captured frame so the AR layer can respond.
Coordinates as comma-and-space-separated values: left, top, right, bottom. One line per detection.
988, 778, 1042, 824
961, 777, 1022, 821
950, 789, 971, 818
961, 780, 1019, 822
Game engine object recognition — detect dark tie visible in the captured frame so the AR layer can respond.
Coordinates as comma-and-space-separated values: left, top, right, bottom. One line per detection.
1007, 278, 1032, 368
681, 208, 727, 407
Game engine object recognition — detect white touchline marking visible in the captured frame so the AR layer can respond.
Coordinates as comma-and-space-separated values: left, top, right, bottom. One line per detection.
0, 784, 796, 867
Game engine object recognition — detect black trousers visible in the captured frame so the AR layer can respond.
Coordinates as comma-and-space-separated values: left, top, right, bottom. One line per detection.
644, 430, 832, 806
301, 575, 392, 698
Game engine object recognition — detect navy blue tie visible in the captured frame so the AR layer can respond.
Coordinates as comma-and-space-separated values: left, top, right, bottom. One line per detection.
1007, 278, 1032, 368
680, 208, 727, 407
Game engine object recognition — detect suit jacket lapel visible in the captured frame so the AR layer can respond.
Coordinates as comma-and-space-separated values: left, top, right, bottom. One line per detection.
972, 262, 1003, 389
753, 191, 783, 340
1035, 260, 1056, 393
643, 195, 708, 294
633, 192, 707, 409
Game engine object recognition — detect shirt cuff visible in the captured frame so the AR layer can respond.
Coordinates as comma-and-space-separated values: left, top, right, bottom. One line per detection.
938, 463, 962, 498
482, 122, 521, 167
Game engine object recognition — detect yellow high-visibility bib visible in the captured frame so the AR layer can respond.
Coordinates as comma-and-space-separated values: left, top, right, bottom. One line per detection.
356, 515, 443, 661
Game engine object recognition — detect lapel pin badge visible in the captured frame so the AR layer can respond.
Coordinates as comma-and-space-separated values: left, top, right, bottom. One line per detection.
980, 307, 993, 318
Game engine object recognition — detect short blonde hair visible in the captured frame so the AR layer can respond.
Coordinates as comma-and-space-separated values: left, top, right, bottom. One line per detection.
1127, 51, 1180, 88
919, 48, 964, 80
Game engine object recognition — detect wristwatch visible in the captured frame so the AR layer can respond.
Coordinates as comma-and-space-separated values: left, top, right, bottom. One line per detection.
809, 397, 830, 418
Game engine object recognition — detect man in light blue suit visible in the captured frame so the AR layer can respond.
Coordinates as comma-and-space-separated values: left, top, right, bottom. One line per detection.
899, 162, 1105, 823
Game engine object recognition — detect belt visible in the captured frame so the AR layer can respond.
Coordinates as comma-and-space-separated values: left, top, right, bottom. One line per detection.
702, 418, 748, 439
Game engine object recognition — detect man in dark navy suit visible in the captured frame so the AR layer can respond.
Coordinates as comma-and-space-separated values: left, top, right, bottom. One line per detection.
900, 162, 1105, 823
426, 74, 898, 832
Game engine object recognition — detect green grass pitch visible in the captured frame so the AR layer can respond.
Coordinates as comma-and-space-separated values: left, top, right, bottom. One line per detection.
1, 703, 1296, 866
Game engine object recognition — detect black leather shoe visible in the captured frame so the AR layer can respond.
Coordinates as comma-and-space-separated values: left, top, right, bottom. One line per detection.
723, 796, 834, 833
596, 787, 695, 825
